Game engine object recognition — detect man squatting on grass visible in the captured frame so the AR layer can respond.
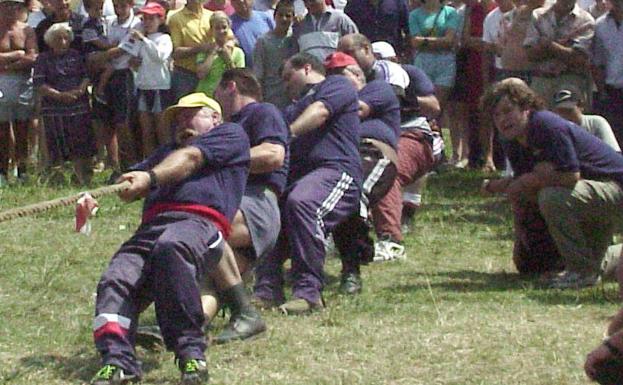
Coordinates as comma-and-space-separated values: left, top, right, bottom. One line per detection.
480, 78, 623, 290
91, 94, 249, 385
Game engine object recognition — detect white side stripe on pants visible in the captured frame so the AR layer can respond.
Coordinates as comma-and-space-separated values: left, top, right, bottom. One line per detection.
315, 172, 354, 239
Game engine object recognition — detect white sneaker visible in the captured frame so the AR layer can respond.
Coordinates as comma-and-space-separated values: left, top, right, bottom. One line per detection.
373, 237, 406, 262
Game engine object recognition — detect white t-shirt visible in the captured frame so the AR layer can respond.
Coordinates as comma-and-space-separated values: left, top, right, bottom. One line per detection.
483, 6, 510, 69
135, 32, 173, 90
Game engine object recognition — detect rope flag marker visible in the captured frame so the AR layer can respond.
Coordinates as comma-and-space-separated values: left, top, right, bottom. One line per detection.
0, 180, 131, 226
75, 193, 99, 235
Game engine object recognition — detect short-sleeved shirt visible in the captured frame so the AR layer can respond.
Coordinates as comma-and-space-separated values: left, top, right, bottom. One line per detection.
408, 5, 459, 39
523, 4, 595, 75
592, 12, 623, 89
293, 9, 359, 61
344, 0, 409, 54
231, 102, 290, 194
195, 46, 245, 96
504, 110, 623, 186
230, 11, 274, 68
167, 7, 213, 73
284, 75, 362, 183
358, 80, 401, 148
132, 122, 250, 222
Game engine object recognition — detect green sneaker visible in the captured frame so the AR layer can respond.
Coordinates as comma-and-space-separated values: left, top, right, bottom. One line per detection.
91, 364, 139, 385
178, 358, 209, 384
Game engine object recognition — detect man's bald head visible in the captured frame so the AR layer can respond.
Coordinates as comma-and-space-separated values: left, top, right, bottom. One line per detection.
337, 33, 376, 74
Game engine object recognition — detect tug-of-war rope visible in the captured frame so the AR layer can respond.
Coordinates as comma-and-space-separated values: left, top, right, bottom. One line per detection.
0, 181, 130, 223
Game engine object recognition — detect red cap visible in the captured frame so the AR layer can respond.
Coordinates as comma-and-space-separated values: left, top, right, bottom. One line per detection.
138, 2, 166, 18
323, 52, 357, 70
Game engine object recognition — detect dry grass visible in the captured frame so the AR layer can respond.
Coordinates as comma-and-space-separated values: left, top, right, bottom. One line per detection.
0, 169, 617, 385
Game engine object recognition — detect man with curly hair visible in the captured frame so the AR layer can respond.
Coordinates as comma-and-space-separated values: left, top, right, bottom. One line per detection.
480, 78, 623, 289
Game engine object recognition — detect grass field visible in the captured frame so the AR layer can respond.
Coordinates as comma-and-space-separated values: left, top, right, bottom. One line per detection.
0, 169, 618, 385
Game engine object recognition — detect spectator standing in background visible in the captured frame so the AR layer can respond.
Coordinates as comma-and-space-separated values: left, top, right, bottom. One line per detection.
408, 0, 459, 164
34, 22, 95, 184
167, 0, 212, 100
195, 11, 245, 96
253, 0, 297, 108
592, 0, 623, 146
344, 0, 409, 58
523, 0, 595, 108
293, 0, 358, 61
230, 0, 273, 68
132, 2, 173, 158
0, 0, 37, 186
498, 0, 544, 83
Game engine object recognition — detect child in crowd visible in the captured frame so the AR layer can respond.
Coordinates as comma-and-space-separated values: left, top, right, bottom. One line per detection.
252, 0, 297, 108
195, 11, 244, 97
131, 2, 172, 158
34, 22, 96, 184
82, 0, 115, 104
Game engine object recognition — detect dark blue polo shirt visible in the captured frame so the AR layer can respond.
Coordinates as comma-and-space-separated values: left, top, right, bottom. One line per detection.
504, 110, 623, 186
344, 0, 409, 54
284, 75, 362, 184
231, 102, 289, 195
131, 122, 250, 221
358, 80, 401, 148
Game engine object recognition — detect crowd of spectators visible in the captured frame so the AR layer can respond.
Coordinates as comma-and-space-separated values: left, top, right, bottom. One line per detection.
2, 0, 623, 382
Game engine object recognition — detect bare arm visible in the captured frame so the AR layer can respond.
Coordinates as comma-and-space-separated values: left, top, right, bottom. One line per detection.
249, 142, 285, 174
411, 28, 457, 51
5, 27, 38, 71
289, 101, 330, 137
118, 146, 205, 202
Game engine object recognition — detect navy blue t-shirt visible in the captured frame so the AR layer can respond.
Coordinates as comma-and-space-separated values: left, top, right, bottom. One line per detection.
231, 102, 289, 195
358, 80, 401, 148
131, 122, 250, 222
504, 110, 623, 186
284, 75, 362, 184
402, 64, 435, 98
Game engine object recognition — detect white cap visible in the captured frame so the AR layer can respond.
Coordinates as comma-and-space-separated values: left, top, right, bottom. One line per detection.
371, 41, 397, 59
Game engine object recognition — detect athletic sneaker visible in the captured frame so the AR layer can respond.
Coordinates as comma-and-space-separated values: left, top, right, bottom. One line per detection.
90, 364, 139, 385
373, 234, 406, 262
178, 358, 209, 384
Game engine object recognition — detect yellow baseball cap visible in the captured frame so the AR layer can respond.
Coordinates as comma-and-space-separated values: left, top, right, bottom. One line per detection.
163, 93, 222, 124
